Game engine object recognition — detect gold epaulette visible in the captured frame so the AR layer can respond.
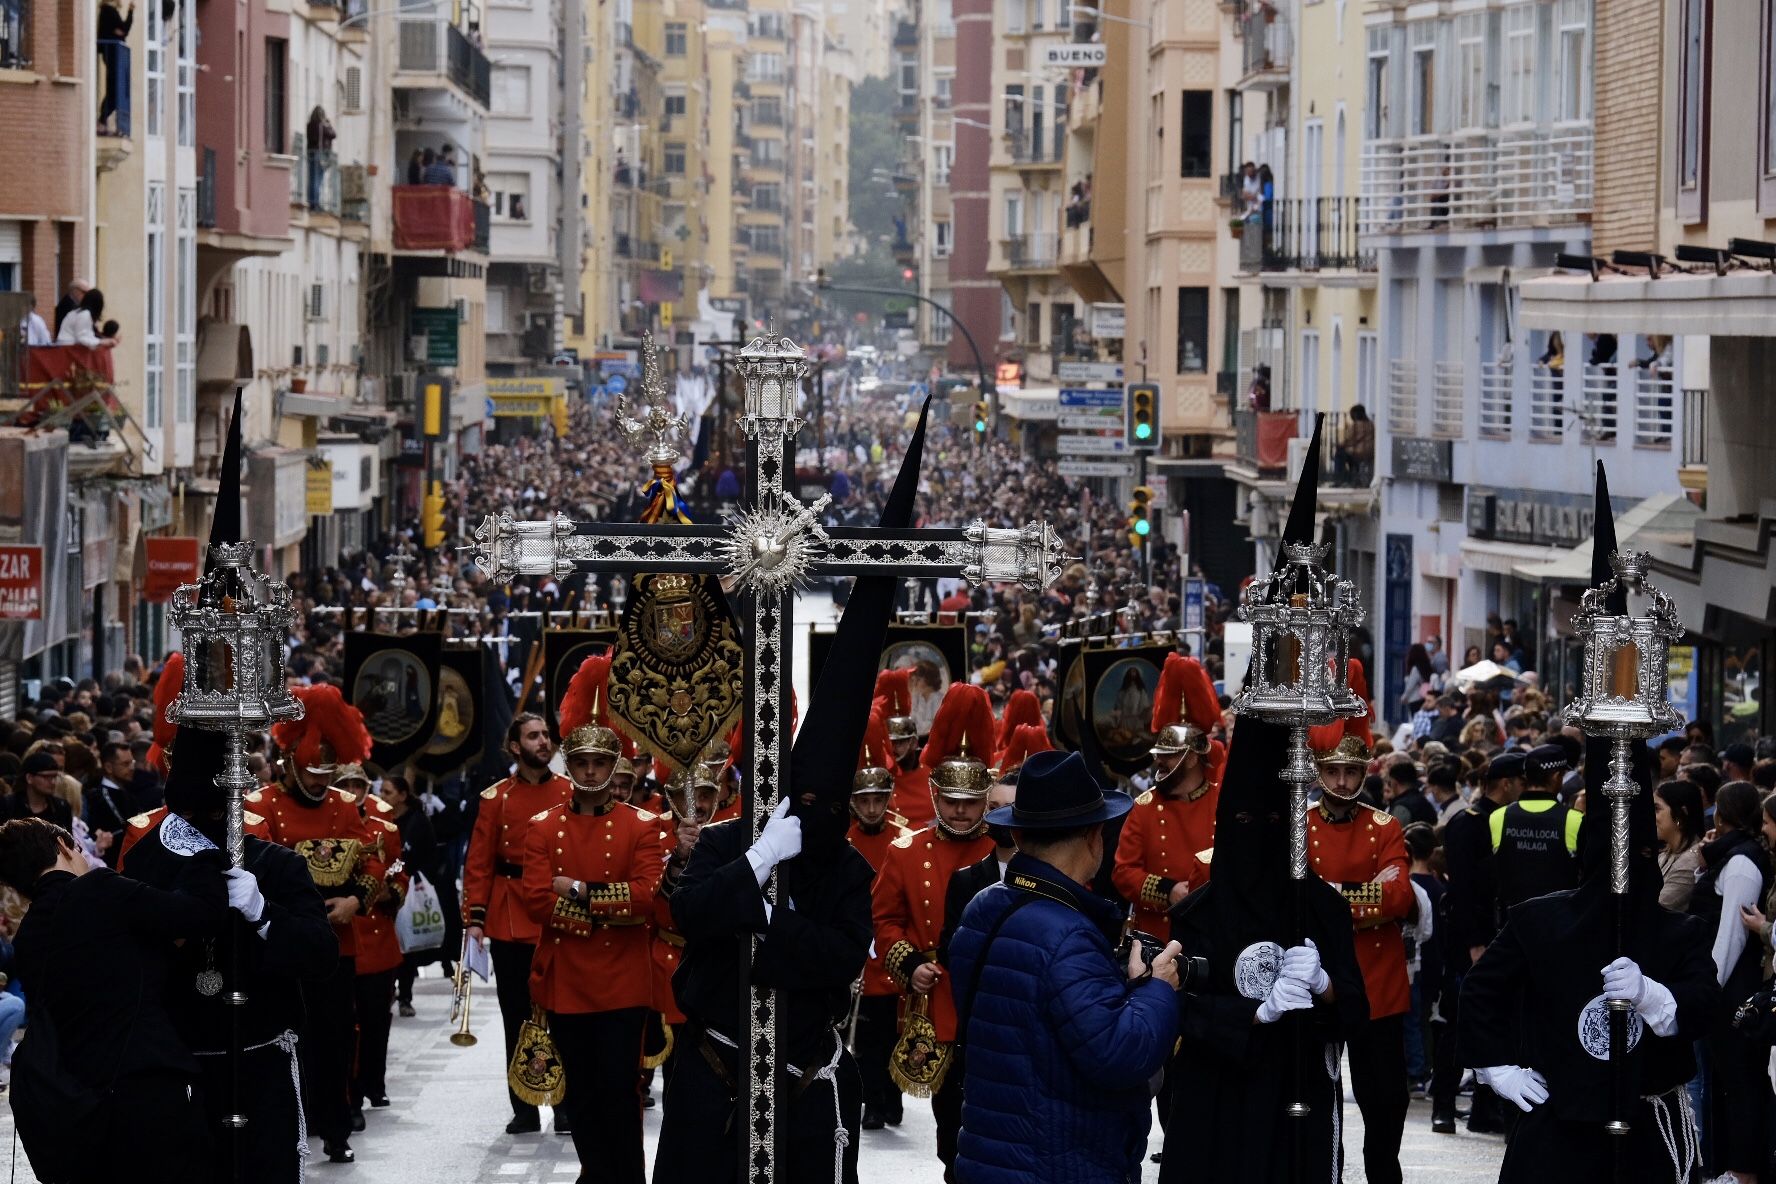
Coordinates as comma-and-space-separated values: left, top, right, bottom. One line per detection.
1364, 805, 1397, 826
633, 807, 658, 823
244, 790, 264, 805
891, 829, 917, 849
1135, 790, 1154, 806
127, 812, 154, 829
531, 808, 554, 823
1196, 847, 1214, 865
369, 816, 397, 833
481, 784, 501, 800
332, 788, 357, 804
887, 809, 910, 828
243, 810, 264, 827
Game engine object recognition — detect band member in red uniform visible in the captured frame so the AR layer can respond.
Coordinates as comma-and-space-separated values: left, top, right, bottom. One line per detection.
851, 713, 915, 1130
876, 669, 933, 828
521, 707, 663, 1184
642, 755, 720, 1104
462, 710, 574, 1134
873, 682, 996, 1176
341, 765, 407, 1127
1309, 725, 1412, 1184
251, 684, 382, 1165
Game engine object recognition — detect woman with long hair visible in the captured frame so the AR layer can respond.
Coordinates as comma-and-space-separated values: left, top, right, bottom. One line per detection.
1653, 779, 1705, 912
1400, 643, 1434, 722
1688, 780, 1770, 1184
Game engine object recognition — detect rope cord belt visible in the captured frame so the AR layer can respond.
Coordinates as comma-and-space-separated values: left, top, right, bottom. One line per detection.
196, 1030, 306, 1182
1647, 1085, 1700, 1184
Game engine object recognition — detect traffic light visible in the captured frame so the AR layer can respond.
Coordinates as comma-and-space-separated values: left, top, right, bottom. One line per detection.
973, 400, 990, 434
1127, 485, 1154, 547
422, 481, 446, 550
1127, 382, 1159, 450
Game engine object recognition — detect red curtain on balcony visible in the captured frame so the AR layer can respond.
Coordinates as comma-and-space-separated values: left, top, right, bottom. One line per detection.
1255, 410, 1296, 471
17, 346, 120, 426
392, 185, 473, 251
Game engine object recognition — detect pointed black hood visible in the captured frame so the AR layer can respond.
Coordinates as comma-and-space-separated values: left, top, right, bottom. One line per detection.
1575, 462, 1660, 904
164, 392, 244, 834
1281, 413, 1324, 550
787, 397, 932, 860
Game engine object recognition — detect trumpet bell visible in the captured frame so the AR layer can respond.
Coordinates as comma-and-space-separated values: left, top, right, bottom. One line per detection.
450, 1030, 479, 1048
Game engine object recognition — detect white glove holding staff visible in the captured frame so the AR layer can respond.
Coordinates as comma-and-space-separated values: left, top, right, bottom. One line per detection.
1280, 939, 1330, 995
1254, 974, 1313, 1025
745, 798, 802, 887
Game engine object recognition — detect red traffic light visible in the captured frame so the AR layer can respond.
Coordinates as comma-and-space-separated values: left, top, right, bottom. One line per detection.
901, 268, 915, 281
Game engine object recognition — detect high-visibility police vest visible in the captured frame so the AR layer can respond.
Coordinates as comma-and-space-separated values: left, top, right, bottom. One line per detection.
1489, 793, 1582, 919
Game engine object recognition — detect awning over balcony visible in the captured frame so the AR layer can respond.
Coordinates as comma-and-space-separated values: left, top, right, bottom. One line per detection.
1520, 270, 1776, 336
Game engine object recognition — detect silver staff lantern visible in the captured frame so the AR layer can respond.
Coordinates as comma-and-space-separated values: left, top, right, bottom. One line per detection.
168, 540, 304, 867
1563, 551, 1682, 896
468, 330, 1070, 1184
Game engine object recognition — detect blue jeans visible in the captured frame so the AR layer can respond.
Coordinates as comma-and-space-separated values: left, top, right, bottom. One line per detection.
0, 989, 24, 1063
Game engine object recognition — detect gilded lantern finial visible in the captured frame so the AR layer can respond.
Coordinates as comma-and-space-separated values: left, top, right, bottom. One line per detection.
614, 331, 691, 468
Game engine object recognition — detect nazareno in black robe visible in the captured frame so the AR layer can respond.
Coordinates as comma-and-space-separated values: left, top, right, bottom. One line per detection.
1159, 714, 1370, 1184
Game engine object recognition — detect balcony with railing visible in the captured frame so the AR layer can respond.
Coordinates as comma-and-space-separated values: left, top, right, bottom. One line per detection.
1001, 234, 1059, 272
1681, 388, 1707, 470
391, 185, 480, 253
1633, 370, 1675, 449
472, 198, 490, 252
197, 147, 218, 229
1430, 361, 1464, 439
1388, 358, 1418, 437
1361, 124, 1593, 235
1478, 362, 1513, 439
396, 14, 492, 109
1237, 197, 1375, 276
1237, 5, 1290, 89
1006, 128, 1065, 168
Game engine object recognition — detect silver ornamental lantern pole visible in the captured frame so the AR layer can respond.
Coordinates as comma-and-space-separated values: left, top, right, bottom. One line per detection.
1562, 550, 1681, 1138
1232, 537, 1366, 1118
167, 540, 305, 868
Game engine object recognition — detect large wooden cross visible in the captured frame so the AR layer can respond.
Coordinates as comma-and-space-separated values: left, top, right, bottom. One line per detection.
469, 332, 1067, 1184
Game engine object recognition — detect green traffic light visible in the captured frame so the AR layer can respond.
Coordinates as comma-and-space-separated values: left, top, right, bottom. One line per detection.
1134, 422, 1153, 440
1134, 519, 1151, 537
974, 420, 987, 433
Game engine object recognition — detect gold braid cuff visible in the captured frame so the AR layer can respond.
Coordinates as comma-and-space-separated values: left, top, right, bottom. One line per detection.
466, 902, 488, 926
580, 881, 634, 917
1341, 881, 1384, 907
351, 872, 380, 907
550, 893, 595, 935
885, 940, 926, 989
1140, 875, 1171, 912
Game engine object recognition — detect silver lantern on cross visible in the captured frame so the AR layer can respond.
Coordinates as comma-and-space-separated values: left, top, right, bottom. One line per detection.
167, 540, 304, 867
1233, 539, 1367, 881
1563, 551, 1682, 896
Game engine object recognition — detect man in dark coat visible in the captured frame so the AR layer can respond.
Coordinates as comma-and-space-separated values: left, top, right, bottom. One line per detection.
1458, 465, 1718, 1182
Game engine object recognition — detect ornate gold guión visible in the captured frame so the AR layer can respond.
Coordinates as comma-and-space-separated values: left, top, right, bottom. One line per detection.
608, 573, 745, 777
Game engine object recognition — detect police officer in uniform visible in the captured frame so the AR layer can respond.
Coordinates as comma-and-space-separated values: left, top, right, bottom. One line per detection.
461, 711, 574, 1134
1489, 743, 1582, 926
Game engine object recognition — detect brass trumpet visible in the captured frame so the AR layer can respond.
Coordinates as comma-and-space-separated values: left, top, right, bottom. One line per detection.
450, 934, 478, 1048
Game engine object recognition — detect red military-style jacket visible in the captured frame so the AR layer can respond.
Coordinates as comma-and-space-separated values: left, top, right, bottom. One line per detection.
1112, 781, 1219, 940
462, 772, 573, 943
890, 765, 934, 829
1307, 800, 1413, 1019
650, 809, 689, 1024
849, 817, 917, 998
520, 800, 664, 1015
246, 784, 384, 959
872, 824, 995, 1042
352, 813, 410, 976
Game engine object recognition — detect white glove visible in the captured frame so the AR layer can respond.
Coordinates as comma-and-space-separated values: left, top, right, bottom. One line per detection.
1281, 938, 1331, 996
224, 867, 266, 924
744, 798, 802, 887
1477, 1065, 1549, 1113
1602, 956, 1679, 1035
1254, 974, 1313, 1024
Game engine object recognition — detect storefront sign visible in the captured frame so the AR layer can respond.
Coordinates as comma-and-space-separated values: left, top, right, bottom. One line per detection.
306, 462, 334, 516
0, 544, 44, 620
1090, 303, 1126, 339
1390, 436, 1453, 483
1042, 44, 1108, 67
1467, 488, 1635, 549
409, 308, 460, 366
142, 537, 200, 604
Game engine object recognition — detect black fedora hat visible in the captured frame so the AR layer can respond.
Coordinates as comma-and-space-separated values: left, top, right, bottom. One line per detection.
989, 750, 1132, 830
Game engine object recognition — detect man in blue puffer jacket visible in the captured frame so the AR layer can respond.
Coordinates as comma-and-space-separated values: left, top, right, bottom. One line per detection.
949, 750, 1183, 1184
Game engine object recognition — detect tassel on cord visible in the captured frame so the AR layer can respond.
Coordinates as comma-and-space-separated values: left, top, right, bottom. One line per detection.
638, 462, 695, 525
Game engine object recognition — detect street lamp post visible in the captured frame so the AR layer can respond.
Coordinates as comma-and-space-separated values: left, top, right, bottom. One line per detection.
813, 270, 996, 421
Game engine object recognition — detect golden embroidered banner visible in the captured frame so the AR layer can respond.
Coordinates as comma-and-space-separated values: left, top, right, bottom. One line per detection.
607, 573, 744, 777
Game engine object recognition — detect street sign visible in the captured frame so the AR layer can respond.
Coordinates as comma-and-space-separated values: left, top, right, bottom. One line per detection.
1056, 361, 1126, 382
1090, 302, 1126, 339
1183, 578, 1205, 632
1057, 460, 1136, 478
1056, 435, 1128, 455
1041, 44, 1108, 67
1059, 387, 1125, 408
1057, 412, 1123, 430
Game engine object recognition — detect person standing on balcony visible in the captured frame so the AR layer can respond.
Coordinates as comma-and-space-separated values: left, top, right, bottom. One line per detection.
423, 145, 457, 187
407, 150, 424, 186
96, 0, 134, 136
55, 289, 117, 351
306, 107, 336, 210
1333, 405, 1374, 485
53, 280, 89, 338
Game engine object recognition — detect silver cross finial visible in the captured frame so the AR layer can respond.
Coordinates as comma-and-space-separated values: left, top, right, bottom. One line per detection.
615, 331, 692, 468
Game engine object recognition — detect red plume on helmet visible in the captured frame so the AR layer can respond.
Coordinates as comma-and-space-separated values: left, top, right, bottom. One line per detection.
997, 689, 1043, 753
1150, 654, 1219, 734
146, 652, 184, 776
558, 653, 637, 758
1308, 658, 1373, 751
922, 683, 995, 769
272, 683, 372, 772
873, 668, 912, 720
996, 722, 1053, 775
858, 708, 893, 772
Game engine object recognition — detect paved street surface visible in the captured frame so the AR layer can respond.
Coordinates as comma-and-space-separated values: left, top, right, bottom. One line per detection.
0, 972, 1504, 1182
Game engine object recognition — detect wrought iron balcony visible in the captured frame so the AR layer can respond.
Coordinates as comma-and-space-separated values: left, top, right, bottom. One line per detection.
1237, 197, 1375, 273
1360, 125, 1593, 234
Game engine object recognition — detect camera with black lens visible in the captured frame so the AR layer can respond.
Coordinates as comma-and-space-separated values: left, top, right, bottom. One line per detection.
1119, 929, 1208, 989
1733, 984, 1776, 1046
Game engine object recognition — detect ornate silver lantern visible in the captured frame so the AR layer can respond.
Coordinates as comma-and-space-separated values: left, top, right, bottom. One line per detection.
737, 329, 807, 436
1233, 539, 1367, 880
1563, 551, 1683, 897
167, 541, 304, 866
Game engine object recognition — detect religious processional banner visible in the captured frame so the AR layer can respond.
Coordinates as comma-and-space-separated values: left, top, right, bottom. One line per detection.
414, 645, 484, 779
606, 573, 744, 777
1080, 644, 1173, 781
542, 627, 620, 737
343, 629, 443, 774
